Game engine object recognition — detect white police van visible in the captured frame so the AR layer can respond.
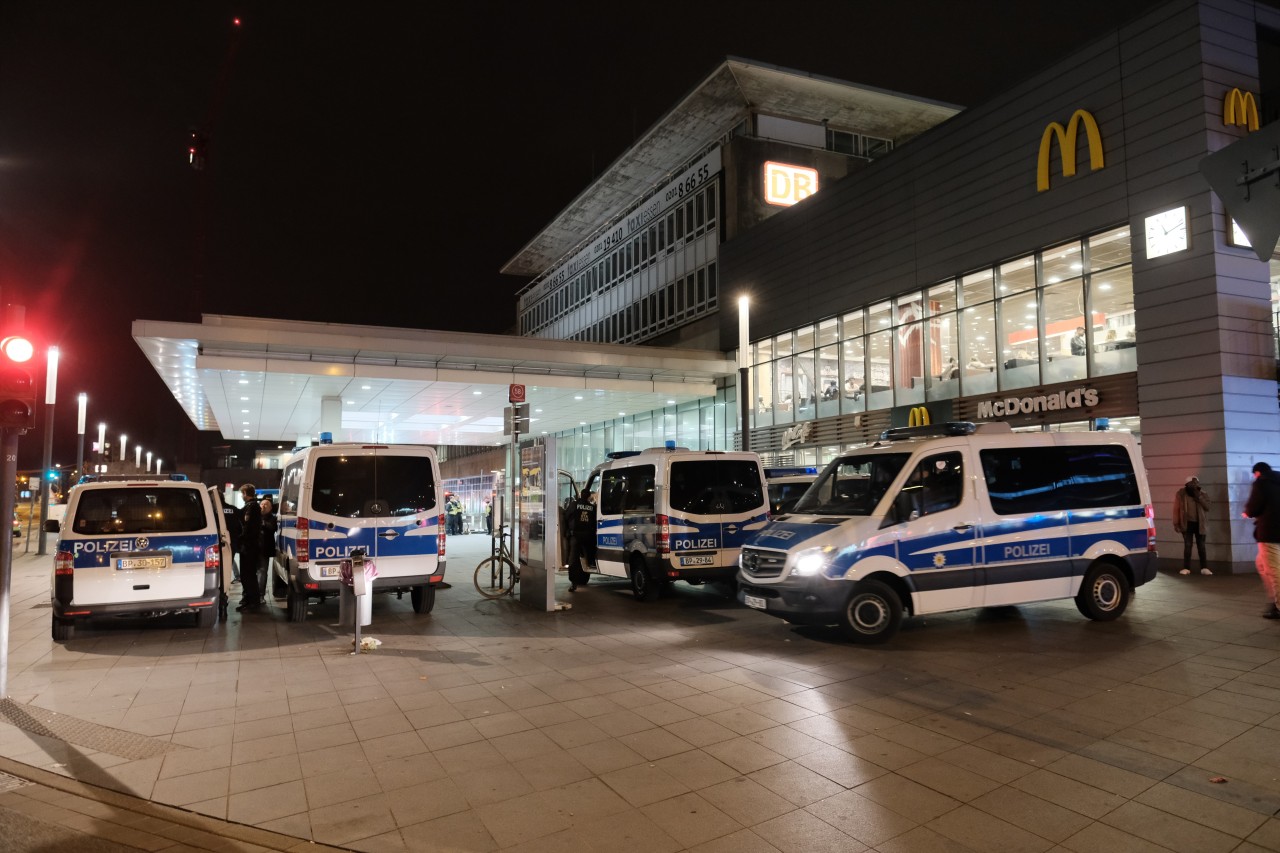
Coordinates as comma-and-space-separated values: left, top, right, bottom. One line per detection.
582, 444, 769, 600
737, 422, 1157, 643
765, 466, 819, 516
272, 442, 445, 622
46, 476, 231, 642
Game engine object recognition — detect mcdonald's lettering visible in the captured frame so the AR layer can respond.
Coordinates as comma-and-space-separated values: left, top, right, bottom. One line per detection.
1223, 88, 1259, 132
1036, 109, 1104, 192
907, 406, 931, 428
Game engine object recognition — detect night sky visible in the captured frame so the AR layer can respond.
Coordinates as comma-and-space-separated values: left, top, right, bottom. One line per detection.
0, 0, 1161, 469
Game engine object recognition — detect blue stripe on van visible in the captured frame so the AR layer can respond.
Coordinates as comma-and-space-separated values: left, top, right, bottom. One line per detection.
61, 534, 217, 569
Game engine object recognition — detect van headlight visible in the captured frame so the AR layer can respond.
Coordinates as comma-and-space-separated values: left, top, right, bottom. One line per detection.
790, 547, 832, 578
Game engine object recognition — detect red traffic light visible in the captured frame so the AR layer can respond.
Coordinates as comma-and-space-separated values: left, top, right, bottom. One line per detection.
1, 335, 33, 363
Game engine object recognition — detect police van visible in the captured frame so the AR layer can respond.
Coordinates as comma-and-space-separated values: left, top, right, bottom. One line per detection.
765, 466, 819, 516
45, 476, 232, 642
272, 442, 445, 622
582, 444, 769, 600
737, 422, 1157, 643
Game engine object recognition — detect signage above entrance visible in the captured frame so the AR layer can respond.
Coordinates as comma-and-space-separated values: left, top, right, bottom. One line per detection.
764, 162, 819, 206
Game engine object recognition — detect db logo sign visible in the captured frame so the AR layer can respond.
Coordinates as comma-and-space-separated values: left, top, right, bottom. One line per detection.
509, 384, 526, 404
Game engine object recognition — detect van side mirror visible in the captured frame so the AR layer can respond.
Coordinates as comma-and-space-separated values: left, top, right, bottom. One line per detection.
44, 519, 60, 534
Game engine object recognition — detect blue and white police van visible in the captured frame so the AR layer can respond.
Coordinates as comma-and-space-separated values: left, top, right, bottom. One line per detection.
737, 422, 1157, 643
271, 442, 445, 622
45, 476, 231, 641
583, 444, 769, 600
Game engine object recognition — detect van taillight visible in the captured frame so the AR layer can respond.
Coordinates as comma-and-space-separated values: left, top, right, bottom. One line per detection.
1145, 504, 1156, 551
438, 513, 446, 558
55, 551, 74, 575
205, 544, 220, 570
657, 514, 670, 555
297, 516, 310, 563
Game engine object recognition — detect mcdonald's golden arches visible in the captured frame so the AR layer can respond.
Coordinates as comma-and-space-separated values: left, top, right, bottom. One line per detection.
907, 406, 931, 428
1036, 109, 1104, 192
1223, 88, 1259, 132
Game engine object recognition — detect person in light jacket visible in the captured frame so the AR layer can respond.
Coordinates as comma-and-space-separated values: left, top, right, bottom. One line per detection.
1172, 475, 1211, 576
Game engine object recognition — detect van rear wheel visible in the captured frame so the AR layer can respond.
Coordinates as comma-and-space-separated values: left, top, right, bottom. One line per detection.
1075, 562, 1130, 621
52, 615, 73, 642
630, 557, 657, 602
838, 580, 902, 644
287, 589, 308, 623
411, 584, 435, 614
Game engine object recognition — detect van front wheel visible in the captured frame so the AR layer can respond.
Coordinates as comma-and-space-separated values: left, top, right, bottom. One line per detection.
1075, 563, 1130, 621
839, 580, 902, 643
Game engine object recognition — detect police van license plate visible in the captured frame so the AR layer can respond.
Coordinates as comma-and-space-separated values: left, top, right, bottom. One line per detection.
117, 556, 167, 570
679, 555, 714, 567
319, 565, 340, 578
744, 595, 767, 610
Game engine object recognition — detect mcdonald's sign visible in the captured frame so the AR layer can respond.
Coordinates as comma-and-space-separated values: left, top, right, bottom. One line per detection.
907, 406, 931, 428
1223, 88, 1259, 132
1036, 109, 1104, 192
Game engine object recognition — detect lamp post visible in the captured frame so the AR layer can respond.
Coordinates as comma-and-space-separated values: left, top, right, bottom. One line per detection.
120, 434, 128, 465
37, 347, 58, 556
738, 296, 751, 452
76, 393, 86, 479
97, 422, 106, 471
146, 450, 152, 473
135, 445, 142, 471
156, 458, 163, 476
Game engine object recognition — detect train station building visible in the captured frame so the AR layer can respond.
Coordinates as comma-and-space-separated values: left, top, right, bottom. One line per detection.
139, 0, 1280, 573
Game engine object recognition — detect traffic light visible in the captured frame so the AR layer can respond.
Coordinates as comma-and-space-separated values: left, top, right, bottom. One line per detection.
0, 331, 35, 430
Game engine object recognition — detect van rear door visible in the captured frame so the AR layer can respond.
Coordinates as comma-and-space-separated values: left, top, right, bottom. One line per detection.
667, 458, 767, 570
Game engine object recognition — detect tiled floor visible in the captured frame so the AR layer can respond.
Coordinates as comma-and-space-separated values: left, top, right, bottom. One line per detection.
3, 535, 1280, 852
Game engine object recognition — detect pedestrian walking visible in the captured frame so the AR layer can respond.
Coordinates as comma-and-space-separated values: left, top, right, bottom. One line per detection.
1172, 475, 1211, 575
1244, 462, 1280, 619
236, 484, 263, 612
566, 487, 596, 591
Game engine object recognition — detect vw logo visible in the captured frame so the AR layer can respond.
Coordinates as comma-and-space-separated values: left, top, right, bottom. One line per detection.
136, 537, 150, 550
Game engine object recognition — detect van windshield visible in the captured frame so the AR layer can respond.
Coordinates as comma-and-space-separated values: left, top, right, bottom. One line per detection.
312, 455, 438, 518
73, 488, 208, 535
792, 453, 911, 516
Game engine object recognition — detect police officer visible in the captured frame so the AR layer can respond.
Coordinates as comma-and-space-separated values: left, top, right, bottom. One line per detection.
222, 494, 243, 583
567, 487, 596, 592
237, 484, 263, 612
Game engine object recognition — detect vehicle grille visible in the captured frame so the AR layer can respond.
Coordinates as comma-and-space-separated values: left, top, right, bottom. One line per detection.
739, 547, 787, 579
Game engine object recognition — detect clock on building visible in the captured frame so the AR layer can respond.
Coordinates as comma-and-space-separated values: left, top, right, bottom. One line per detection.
1144, 206, 1188, 258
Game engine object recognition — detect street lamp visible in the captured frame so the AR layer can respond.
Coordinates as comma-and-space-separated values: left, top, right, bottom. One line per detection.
37, 346, 58, 556
135, 445, 142, 470
156, 458, 163, 475
97, 422, 106, 469
120, 434, 128, 464
738, 295, 751, 452
76, 393, 86, 478
146, 450, 152, 473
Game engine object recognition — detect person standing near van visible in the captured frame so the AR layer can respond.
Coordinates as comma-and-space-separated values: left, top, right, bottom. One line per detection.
222, 497, 243, 584
1244, 462, 1280, 619
259, 497, 277, 596
566, 487, 596, 592
1172, 476, 1211, 575
237, 484, 263, 612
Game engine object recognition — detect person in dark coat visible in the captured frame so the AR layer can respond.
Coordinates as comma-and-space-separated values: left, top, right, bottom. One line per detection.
222, 497, 243, 583
566, 487, 596, 592
259, 497, 277, 596
237, 484, 263, 612
1244, 462, 1280, 619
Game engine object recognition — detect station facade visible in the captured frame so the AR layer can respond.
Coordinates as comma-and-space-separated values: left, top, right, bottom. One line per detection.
509, 0, 1280, 574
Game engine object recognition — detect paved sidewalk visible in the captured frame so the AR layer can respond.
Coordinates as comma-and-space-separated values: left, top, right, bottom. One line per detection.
2, 533, 1280, 852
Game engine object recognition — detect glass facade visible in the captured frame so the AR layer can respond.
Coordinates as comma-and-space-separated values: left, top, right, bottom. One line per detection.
749, 225, 1136, 430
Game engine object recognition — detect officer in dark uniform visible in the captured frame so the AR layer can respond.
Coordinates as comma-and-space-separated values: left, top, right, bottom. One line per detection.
237, 484, 263, 612
567, 487, 596, 591
222, 496, 243, 583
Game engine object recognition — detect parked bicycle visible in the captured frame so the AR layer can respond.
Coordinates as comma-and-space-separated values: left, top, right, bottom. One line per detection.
473, 524, 518, 599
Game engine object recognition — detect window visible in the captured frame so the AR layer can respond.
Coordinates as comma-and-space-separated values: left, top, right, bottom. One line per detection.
827, 128, 856, 155
794, 453, 911, 516
74, 488, 208, 535
312, 455, 438, 518
980, 445, 1139, 515
669, 460, 764, 514
893, 452, 964, 522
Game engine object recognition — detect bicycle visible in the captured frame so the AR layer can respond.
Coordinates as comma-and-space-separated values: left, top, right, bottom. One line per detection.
473, 524, 518, 599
